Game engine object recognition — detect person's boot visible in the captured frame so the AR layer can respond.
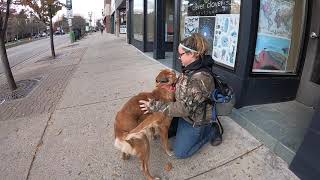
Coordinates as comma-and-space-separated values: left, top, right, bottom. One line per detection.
168, 118, 179, 138
210, 123, 222, 146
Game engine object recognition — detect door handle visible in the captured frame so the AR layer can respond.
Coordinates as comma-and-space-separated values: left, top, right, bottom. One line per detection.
310, 32, 319, 39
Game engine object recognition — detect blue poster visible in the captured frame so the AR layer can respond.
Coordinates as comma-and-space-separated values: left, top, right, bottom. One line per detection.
212, 14, 240, 68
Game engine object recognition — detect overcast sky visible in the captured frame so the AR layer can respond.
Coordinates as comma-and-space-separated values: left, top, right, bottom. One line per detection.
54, 0, 104, 22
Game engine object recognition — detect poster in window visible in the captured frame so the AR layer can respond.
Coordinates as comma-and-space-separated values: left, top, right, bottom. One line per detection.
198, 17, 216, 55
184, 16, 216, 55
258, 0, 294, 39
187, 0, 231, 16
120, 25, 127, 34
212, 14, 240, 68
253, 0, 295, 72
253, 34, 290, 72
184, 16, 199, 37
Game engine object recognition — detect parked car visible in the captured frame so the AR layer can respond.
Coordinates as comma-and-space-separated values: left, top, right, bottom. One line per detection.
40, 32, 47, 37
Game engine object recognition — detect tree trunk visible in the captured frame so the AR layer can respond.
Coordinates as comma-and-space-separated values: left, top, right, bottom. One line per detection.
48, 4, 55, 58
0, 35, 17, 90
0, 0, 17, 90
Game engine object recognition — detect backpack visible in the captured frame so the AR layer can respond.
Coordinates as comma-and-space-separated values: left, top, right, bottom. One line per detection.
189, 67, 236, 135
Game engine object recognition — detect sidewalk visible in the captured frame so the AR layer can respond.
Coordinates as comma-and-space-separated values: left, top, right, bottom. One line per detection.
0, 33, 298, 179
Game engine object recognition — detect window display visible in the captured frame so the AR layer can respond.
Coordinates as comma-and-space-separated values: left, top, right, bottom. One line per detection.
119, 9, 127, 34
253, 0, 304, 73
165, 1, 174, 42
147, 0, 154, 42
180, 0, 241, 69
133, 0, 144, 41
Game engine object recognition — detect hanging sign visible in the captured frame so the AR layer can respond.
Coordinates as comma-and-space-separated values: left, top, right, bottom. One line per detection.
66, 0, 72, 10
187, 0, 231, 16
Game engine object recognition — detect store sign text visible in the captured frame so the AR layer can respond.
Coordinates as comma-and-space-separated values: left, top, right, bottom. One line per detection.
188, 0, 231, 16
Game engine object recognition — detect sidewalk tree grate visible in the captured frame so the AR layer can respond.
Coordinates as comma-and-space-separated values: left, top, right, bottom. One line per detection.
0, 78, 41, 103
35, 48, 85, 63
35, 55, 62, 63
59, 43, 79, 49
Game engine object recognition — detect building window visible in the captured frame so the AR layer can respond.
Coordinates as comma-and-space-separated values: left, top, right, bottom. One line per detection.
120, 9, 127, 34
147, 0, 154, 42
133, 0, 144, 41
165, 1, 174, 42
253, 0, 306, 73
180, 0, 241, 69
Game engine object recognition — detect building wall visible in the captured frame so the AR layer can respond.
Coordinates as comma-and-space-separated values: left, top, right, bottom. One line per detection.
104, 0, 112, 33
104, 16, 111, 33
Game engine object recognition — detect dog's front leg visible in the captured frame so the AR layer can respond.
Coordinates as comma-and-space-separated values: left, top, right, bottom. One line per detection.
159, 126, 174, 156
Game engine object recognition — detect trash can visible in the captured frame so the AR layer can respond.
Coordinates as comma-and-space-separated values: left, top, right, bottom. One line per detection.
69, 31, 75, 43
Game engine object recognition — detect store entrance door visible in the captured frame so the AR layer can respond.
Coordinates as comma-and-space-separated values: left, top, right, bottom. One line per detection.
296, 0, 320, 107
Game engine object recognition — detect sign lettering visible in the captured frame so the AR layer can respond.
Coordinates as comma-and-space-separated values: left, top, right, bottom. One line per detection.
188, 0, 231, 16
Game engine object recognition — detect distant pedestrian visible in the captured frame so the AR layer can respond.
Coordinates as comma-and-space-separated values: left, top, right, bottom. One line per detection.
100, 28, 103, 35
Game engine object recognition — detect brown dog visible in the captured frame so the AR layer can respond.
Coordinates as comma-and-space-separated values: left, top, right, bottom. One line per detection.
114, 69, 177, 180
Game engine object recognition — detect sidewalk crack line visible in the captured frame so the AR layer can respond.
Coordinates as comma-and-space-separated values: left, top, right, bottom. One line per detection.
25, 113, 54, 180
185, 144, 264, 180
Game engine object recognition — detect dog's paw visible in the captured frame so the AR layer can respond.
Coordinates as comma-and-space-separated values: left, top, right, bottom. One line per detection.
166, 150, 174, 157
152, 135, 158, 140
153, 177, 161, 180
121, 153, 130, 160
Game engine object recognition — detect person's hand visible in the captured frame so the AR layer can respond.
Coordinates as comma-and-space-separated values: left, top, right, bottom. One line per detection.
139, 98, 152, 114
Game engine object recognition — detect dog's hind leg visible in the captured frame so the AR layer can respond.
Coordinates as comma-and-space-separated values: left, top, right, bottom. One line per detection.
126, 114, 163, 140
135, 135, 159, 180
142, 159, 160, 180
150, 127, 157, 140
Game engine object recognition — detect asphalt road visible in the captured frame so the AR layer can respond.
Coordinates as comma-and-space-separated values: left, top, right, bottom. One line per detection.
0, 35, 70, 74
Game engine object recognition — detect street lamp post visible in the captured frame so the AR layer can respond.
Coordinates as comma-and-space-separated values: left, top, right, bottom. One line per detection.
66, 0, 74, 43
88, 12, 92, 31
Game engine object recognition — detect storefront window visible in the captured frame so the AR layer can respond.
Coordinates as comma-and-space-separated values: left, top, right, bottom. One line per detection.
180, 0, 241, 69
165, 1, 174, 42
133, 0, 144, 41
147, 0, 154, 42
119, 9, 127, 34
253, 0, 305, 73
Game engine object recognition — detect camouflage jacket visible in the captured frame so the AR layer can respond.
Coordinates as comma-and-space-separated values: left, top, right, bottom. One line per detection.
149, 70, 215, 126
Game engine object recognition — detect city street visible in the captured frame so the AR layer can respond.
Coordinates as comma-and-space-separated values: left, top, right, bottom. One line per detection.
0, 35, 70, 74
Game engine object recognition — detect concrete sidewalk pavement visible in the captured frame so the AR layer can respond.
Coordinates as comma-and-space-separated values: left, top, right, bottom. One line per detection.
0, 33, 298, 180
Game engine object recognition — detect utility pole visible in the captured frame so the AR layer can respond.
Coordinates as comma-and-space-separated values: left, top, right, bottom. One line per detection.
88, 12, 92, 32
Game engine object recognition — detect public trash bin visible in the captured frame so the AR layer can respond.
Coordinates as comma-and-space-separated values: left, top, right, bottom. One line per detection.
69, 31, 75, 43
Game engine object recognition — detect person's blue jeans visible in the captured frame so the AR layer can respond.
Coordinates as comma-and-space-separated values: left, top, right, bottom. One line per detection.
173, 118, 215, 159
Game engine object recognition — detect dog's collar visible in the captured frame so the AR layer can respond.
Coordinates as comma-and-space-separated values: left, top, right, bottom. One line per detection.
159, 84, 176, 92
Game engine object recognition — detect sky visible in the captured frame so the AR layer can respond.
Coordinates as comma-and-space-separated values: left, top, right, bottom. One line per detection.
54, 0, 104, 23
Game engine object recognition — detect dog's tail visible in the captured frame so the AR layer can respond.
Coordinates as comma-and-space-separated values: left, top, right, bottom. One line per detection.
125, 114, 162, 141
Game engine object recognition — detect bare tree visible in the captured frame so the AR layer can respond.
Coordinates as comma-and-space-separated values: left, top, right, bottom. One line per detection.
72, 15, 86, 33
21, 0, 63, 58
16, 9, 27, 38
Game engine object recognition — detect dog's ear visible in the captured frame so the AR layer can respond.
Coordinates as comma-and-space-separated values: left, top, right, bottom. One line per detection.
156, 70, 169, 87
